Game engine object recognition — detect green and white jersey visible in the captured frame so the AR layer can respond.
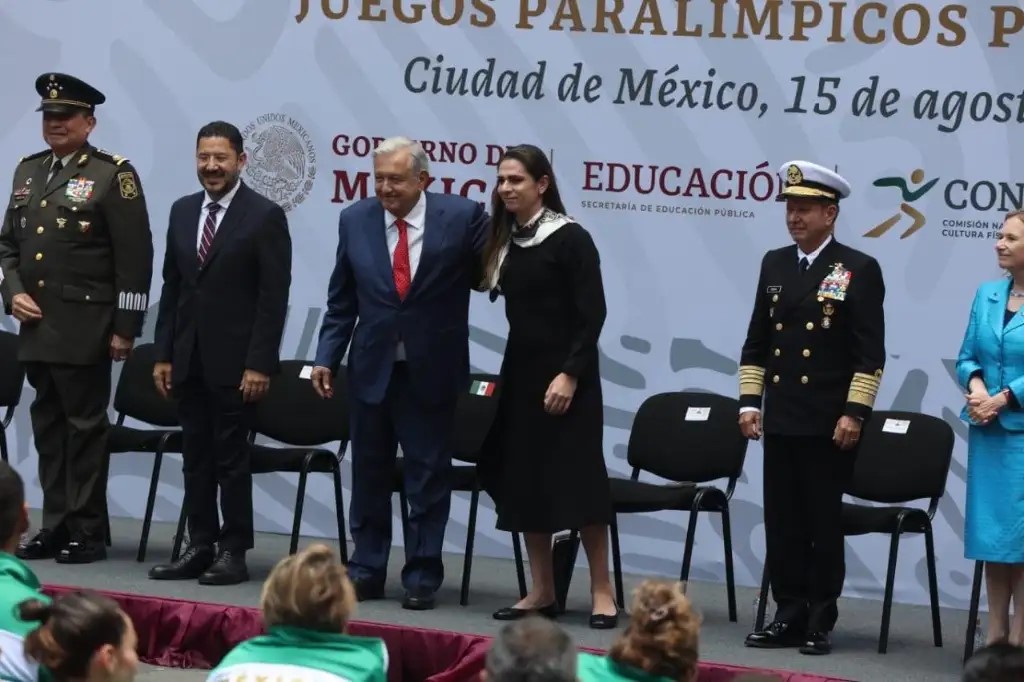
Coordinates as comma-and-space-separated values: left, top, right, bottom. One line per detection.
207, 626, 387, 682
0, 552, 50, 682
576, 651, 675, 682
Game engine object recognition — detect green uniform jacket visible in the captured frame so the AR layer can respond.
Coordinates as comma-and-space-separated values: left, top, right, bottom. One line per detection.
207, 626, 387, 682
0, 552, 50, 682
0, 144, 154, 364
577, 652, 675, 682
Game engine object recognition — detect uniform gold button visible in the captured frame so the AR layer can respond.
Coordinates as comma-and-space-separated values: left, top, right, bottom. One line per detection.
774, 348, 781, 357
803, 349, 811, 357
34, 252, 42, 261
801, 376, 809, 384
776, 323, 783, 331
772, 375, 780, 383
85, 295, 91, 301
71, 206, 78, 212
806, 322, 814, 330
36, 226, 44, 234
39, 200, 47, 208
817, 296, 824, 302
37, 280, 44, 287
772, 294, 779, 303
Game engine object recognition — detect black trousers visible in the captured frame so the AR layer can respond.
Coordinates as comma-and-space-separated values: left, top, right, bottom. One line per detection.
24, 361, 112, 543
177, 350, 254, 552
763, 434, 855, 633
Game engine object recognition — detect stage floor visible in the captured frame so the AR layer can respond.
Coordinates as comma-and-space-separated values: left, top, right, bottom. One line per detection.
24, 513, 967, 682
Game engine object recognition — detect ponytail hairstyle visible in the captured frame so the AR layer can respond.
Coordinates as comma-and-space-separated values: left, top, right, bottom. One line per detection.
607, 580, 701, 682
20, 592, 130, 681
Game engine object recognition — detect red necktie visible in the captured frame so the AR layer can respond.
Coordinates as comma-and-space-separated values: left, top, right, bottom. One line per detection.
393, 218, 411, 300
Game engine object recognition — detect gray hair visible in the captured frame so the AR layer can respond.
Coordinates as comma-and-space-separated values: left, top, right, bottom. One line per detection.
373, 136, 430, 175
485, 617, 576, 682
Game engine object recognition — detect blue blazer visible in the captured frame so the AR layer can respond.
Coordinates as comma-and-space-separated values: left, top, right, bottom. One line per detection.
313, 192, 488, 405
956, 278, 1024, 431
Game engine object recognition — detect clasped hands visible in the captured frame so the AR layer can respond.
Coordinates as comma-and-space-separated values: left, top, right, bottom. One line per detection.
966, 387, 1007, 425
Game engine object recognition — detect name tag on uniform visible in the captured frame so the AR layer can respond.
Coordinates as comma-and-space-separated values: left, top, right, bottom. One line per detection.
766, 285, 782, 293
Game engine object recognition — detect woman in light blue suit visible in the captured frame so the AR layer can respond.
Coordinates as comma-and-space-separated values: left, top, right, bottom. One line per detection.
956, 209, 1024, 645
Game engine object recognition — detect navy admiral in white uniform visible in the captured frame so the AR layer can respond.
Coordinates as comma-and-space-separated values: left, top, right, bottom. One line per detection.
738, 161, 886, 655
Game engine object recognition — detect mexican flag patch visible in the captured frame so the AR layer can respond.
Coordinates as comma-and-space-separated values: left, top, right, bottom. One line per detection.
470, 380, 495, 396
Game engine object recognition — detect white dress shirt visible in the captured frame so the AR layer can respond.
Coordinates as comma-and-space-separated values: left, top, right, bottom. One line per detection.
196, 179, 242, 252
386, 192, 427, 361
740, 235, 834, 415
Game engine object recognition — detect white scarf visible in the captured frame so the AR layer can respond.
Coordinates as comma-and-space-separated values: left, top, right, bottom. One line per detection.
488, 207, 574, 293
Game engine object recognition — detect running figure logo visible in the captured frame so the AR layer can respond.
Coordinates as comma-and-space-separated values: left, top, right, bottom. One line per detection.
864, 169, 939, 239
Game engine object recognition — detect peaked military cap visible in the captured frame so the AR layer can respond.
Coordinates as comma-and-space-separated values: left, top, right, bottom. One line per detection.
35, 73, 106, 115
778, 160, 851, 202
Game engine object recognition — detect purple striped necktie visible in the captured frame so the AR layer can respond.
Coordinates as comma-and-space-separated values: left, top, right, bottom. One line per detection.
198, 202, 221, 264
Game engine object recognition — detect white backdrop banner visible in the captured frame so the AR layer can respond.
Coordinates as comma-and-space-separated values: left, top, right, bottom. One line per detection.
2, 0, 1023, 611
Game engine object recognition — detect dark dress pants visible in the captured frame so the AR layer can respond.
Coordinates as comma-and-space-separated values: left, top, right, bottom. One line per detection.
763, 434, 855, 633
177, 349, 254, 552
25, 361, 112, 543
347, 362, 456, 593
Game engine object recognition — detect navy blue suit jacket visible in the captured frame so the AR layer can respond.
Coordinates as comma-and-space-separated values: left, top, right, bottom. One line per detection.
313, 192, 488, 405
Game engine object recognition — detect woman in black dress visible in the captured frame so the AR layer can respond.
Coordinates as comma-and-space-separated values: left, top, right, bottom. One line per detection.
479, 144, 617, 628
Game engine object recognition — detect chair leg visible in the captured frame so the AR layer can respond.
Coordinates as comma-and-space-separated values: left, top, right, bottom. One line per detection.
332, 462, 347, 565
964, 561, 985, 664
755, 564, 770, 631
460, 485, 480, 607
0, 424, 8, 463
136, 450, 165, 563
923, 522, 942, 647
679, 492, 705, 583
290, 469, 310, 556
171, 497, 188, 562
878, 528, 903, 654
721, 505, 737, 623
512, 532, 527, 599
609, 514, 625, 609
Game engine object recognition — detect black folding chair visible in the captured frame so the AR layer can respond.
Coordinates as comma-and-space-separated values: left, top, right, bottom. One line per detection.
964, 560, 984, 663
173, 361, 349, 562
755, 410, 953, 654
106, 342, 183, 562
0, 330, 26, 463
395, 373, 527, 605
603, 391, 747, 621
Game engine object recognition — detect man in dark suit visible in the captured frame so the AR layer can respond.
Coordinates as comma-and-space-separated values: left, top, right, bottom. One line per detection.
147, 121, 292, 586
0, 73, 153, 564
311, 136, 488, 610
739, 160, 886, 655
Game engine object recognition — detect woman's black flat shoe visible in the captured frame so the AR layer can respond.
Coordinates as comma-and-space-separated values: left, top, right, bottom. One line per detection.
589, 613, 619, 629
493, 602, 559, 620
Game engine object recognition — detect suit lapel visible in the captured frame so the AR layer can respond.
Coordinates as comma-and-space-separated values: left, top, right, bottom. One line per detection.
199, 182, 250, 272
408, 194, 447, 299
366, 202, 397, 297
27, 156, 50, 203
775, 240, 839, 320
183, 193, 205, 278
990, 282, 1015, 336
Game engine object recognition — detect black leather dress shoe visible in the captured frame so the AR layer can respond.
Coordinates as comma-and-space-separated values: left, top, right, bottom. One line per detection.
16, 529, 65, 561
402, 591, 436, 611
198, 550, 249, 586
352, 579, 385, 602
493, 603, 560, 621
799, 631, 832, 655
55, 538, 106, 564
744, 621, 806, 648
589, 613, 619, 629
149, 545, 215, 580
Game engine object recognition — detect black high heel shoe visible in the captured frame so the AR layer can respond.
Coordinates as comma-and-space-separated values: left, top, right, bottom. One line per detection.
589, 612, 619, 629
492, 602, 560, 621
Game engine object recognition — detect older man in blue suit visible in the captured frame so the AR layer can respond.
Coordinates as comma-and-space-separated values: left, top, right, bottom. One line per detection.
311, 137, 488, 610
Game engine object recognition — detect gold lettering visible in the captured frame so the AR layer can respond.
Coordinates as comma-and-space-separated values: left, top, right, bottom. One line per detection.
469, 0, 496, 27
433, 0, 463, 26
394, 1, 425, 22
359, 0, 386, 21
517, 0, 545, 29
673, 0, 702, 37
734, 0, 783, 39
708, 0, 728, 38
852, 2, 886, 44
990, 6, 1024, 47
550, 0, 585, 32
937, 5, 967, 46
629, 0, 666, 35
295, 0, 310, 23
321, 0, 348, 20
826, 1, 847, 43
892, 3, 929, 46
791, 1, 823, 41
594, 0, 625, 34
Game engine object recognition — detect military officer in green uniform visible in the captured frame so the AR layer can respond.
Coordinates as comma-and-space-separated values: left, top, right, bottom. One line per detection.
738, 160, 886, 655
0, 73, 154, 564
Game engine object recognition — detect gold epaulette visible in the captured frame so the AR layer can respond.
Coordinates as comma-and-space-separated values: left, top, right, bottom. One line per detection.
92, 148, 130, 166
739, 365, 766, 396
19, 150, 50, 164
848, 370, 883, 407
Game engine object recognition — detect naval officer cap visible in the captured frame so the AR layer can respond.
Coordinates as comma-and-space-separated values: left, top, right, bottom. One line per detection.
34, 73, 106, 115
777, 160, 851, 203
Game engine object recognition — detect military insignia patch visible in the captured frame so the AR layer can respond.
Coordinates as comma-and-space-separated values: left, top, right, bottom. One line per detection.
118, 172, 138, 200
65, 178, 95, 202
818, 263, 852, 301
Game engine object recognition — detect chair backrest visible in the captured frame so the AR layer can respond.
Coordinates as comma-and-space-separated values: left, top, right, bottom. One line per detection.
846, 410, 954, 504
252, 360, 350, 447
626, 391, 748, 484
112, 342, 179, 428
0, 331, 25, 408
450, 373, 501, 464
